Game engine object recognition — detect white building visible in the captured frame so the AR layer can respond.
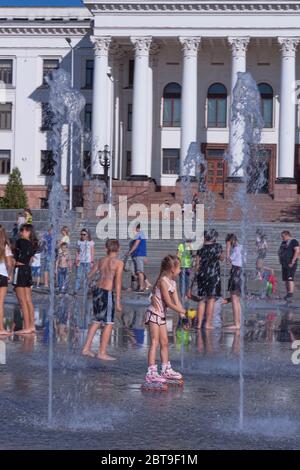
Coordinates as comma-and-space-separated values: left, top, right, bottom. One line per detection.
1, 1, 300, 213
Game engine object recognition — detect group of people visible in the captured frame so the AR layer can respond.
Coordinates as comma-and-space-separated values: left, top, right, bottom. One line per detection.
0, 222, 96, 336
1, 215, 300, 386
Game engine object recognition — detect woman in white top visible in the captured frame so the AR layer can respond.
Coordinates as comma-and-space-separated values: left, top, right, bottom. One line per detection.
225, 233, 245, 331
0, 226, 14, 336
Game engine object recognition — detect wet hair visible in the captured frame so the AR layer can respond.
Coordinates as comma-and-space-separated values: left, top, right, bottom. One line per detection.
136, 223, 141, 230
281, 230, 291, 237
225, 233, 238, 244
153, 255, 180, 293
204, 229, 218, 242
0, 225, 10, 262
256, 228, 266, 239
80, 228, 92, 241
106, 239, 120, 253
20, 224, 39, 252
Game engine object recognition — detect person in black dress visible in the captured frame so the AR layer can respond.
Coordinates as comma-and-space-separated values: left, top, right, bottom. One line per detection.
190, 229, 224, 330
13, 224, 38, 335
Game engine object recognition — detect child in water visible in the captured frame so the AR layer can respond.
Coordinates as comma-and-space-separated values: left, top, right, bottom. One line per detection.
145, 255, 186, 384
82, 239, 123, 361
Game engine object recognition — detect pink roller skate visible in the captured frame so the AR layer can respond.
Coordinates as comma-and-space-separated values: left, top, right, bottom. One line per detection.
161, 362, 184, 386
141, 365, 168, 392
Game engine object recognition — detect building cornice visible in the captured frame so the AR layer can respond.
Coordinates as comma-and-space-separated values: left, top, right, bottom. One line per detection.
84, 1, 300, 14
0, 25, 90, 36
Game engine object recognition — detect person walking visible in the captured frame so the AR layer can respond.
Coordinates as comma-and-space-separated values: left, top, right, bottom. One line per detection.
127, 223, 147, 292
278, 230, 300, 302
74, 229, 94, 294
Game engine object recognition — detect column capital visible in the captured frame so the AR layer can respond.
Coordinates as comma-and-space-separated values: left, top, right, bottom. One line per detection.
278, 37, 300, 57
228, 37, 250, 57
130, 36, 152, 56
91, 36, 111, 57
179, 37, 201, 57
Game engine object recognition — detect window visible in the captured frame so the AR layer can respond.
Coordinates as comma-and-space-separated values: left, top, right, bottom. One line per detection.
162, 149, 180, 175
0, 59, 13, 85
41, 150, 56, 176
42, 59, 59, 86
41, 103, 55, 131
207, 83, 227, 128
83, 150, 91, 176
163, 83, 181, 127
85, 59, 94, 88
127, 104, 132, 131
258, 83, 273, 128
0, 150, 11, 174
84, 103, 92, 131
0, 103, 12, 130
126, 151, 131, 177
128, 60, 134, 87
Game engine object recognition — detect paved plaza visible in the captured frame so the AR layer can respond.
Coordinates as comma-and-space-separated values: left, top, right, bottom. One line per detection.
1, 276, 300, 450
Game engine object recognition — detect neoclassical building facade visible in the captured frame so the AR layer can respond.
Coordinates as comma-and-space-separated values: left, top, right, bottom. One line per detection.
2, 1, 300, 217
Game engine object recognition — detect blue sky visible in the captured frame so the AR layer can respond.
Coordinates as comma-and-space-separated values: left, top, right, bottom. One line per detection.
0, 0, 83, 6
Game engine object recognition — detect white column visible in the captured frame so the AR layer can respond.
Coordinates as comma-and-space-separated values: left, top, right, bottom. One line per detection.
130, 36, 152, 177
179, 37, 201, 174
91, 36, 111, 175
278, 37, 299, 179
228, 36, 250, 177
147, 48, 159, 178
179, 37, 201, 175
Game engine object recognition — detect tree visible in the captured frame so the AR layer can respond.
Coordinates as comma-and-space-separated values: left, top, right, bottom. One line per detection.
1, 167, 28, 209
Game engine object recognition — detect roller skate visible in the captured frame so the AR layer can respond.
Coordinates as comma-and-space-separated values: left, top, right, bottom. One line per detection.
141, 365, 168, 392
161, 362, 184, 387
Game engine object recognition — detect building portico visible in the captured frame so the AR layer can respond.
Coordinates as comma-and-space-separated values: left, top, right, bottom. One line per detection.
2, 2, 300, 218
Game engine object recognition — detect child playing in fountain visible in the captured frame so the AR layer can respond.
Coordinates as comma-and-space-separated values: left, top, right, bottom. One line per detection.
225, 233, 246, 330
145, 255, 187, 384
82, 239, 123, 361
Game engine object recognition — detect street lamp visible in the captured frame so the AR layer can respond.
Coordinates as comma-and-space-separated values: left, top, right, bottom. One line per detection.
65, 37, 75, 211
98, 145, 111, 202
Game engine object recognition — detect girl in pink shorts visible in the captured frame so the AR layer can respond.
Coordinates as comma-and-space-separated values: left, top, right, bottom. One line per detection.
145, 255, 187, 384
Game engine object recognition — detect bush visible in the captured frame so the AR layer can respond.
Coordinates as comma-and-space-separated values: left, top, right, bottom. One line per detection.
2, 167, 28, 209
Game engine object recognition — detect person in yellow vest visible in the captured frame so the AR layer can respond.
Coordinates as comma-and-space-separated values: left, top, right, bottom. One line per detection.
177, 239, 193, 300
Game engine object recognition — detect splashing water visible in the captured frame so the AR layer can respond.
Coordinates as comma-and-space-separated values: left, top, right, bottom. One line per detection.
46, 68, 85, 426
181, 142, 216, 227
229, 72, 266, 430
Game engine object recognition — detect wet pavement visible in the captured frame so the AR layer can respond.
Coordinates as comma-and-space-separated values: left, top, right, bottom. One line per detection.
1, 288, 300, 450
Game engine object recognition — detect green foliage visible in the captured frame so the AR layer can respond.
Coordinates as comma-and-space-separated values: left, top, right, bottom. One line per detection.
2, 167, 28, 209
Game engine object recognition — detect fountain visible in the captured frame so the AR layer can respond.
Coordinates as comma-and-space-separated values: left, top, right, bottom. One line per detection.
46, 68, 85, 425
229, 71, 267, 429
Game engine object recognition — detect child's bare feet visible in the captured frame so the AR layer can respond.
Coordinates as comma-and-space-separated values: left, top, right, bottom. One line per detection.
96, 353, 116, 361
82, 349, 95, 358
0, 330, 12, 336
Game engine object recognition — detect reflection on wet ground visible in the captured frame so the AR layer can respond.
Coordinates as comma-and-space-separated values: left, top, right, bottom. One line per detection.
1, 293, 300, 450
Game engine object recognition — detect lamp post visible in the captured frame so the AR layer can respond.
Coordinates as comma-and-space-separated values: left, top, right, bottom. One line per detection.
98, 145, 111, 203
65, 37, 74, 211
